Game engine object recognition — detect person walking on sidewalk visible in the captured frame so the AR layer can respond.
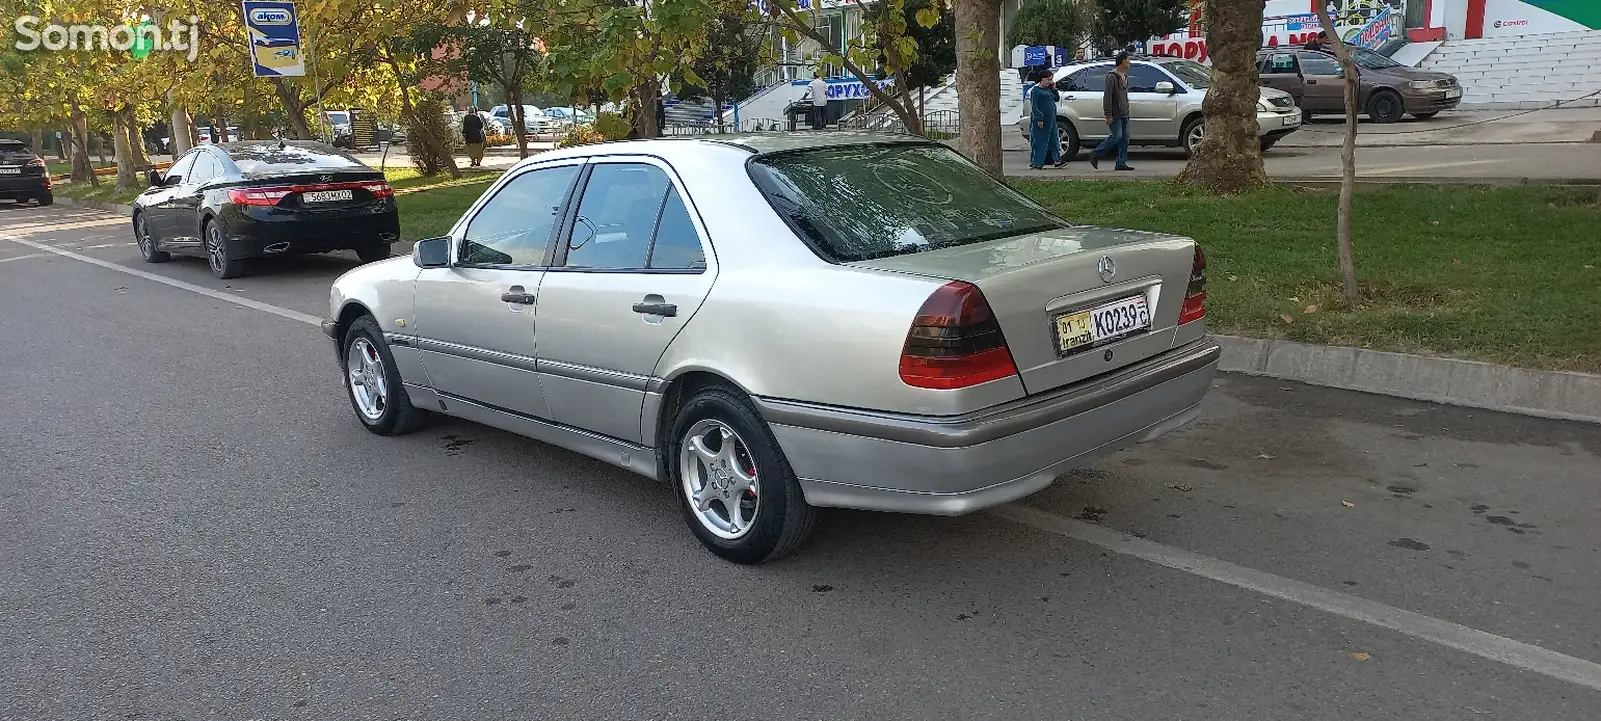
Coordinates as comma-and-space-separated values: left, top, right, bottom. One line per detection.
808, 71, 830, 130
461, 106, 486, 168
1090, 52, 1134, 171
1028, 72, 1067, 169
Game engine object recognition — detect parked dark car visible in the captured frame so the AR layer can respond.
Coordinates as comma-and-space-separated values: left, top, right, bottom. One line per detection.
0, 140, 53, 206
132, 141, 398, 279
1256, 47, 1462, 123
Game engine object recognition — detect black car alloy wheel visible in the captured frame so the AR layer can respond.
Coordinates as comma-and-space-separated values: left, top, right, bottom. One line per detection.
135, 215, 169, 263
205, 221, 245, 279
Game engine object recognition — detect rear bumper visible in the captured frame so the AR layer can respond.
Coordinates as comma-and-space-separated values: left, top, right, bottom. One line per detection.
220, 202, 399, 259
757, 338, 1221, 515
0, 175, 50, 196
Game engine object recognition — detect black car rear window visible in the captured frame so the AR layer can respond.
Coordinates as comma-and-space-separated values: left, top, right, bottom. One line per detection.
224, 143, 368, 176
0, 142, 34, 163
747, 143, 1068, 263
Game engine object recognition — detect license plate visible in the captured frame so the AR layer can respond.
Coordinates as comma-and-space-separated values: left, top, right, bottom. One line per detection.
0, 168, 19, 175
301, 189, 352, 203
1054, 295, 1152, 355
1446, 88, 1462, 99
1282, 114, 1301, 127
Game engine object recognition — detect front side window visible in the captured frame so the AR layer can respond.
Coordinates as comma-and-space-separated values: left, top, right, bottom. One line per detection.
1159, 59, 1212, 89
1125, 65, 1173, 93
1298, 52, 1343, 76
749, 143, 1068, 263
1351, 47, 1402, 70
460, 164, 580, 266
164, 152, 198, 185
1061, 65, 1113, 93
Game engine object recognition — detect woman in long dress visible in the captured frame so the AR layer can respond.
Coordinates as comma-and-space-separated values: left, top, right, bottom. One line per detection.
1028, 72, 1066, 169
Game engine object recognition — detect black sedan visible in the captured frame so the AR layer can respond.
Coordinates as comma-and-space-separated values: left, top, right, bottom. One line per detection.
132, 140, 399, 279
0, 140, 54, 206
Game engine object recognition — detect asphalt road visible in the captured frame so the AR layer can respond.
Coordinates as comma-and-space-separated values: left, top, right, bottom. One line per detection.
3, 204, 1601, 720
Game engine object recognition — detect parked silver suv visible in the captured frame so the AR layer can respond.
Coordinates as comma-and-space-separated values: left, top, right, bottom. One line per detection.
1019, 57, 1303, 157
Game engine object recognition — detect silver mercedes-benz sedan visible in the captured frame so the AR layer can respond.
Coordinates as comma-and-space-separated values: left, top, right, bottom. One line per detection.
322, 132, 1220, 563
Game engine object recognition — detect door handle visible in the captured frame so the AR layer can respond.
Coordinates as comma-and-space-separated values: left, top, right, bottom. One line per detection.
501, 285, 535, 304
1307, 79, 1317, 85
1063, 95, 1076, 101
632, 302, 677, 317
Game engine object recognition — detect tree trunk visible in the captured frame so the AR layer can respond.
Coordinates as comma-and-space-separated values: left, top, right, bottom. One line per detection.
1175, 0, 1269, 194
272, 79, 313, 139
771, 4, 921, 134
954, 0, 1002, 175
112, 112, 135, 190
168, 93, 192, 157
629, 80, 661, 140
57, 128, 68, 160
509, 85, 530, 159
29, 128, 43, 155
95, 131, 107, 165
1316, 3, 1359, 304
124, 109, 148, 167
70, 107, 97, 186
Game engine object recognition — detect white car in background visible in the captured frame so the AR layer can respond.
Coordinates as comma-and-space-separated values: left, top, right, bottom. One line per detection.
490, 104, 553, 137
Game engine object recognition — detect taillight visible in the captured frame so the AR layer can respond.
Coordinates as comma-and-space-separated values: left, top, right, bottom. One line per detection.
899, 281, 1019, 389
229, 187, 291, 206
1179, 244, 1206, 325
25, 157, 44, 167
363, 182, 394, 199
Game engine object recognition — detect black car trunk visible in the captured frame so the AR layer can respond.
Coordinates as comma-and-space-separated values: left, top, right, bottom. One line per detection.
244, 169, 388, 210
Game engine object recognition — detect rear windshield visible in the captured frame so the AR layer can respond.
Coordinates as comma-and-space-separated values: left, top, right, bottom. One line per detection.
0, 142, 33, 161
748, 143, 1068, 262
225, 143, 368, 176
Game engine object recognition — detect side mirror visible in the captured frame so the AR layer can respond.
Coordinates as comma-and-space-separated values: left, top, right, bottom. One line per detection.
163, 174, 181, 186
412, 236, 451, 268
146, 169, 161, 187
1154, 81, 1176, 95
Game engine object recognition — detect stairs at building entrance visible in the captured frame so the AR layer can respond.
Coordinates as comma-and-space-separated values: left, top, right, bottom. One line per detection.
1418, 30, 1601, 109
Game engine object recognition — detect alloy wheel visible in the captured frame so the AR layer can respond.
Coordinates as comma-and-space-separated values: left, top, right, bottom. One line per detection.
679, 419, 761, 540
206, 225, 226, 274
346, 337, 389, 421
1186, 121, 1206, 154
136, 217, 152, 259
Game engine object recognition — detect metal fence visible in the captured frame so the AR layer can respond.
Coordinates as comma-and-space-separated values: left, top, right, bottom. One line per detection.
661, 109, 958, 138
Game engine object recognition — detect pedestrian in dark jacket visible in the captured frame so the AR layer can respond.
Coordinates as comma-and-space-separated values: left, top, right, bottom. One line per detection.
1090, 52, 1134, 171
461, 107, 485, 167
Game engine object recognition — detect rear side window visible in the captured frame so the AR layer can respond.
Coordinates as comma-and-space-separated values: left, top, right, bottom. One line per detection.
225, 143, 368, 176
564, 163, 704, 271
749, 143, 1068, 263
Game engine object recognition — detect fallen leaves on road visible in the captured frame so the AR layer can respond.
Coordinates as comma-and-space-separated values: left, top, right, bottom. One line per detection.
1279, 313, 1295, 324
1165, 483, 1194, 492
1342, 500, 1355, 508
1349, 651, 1371, 662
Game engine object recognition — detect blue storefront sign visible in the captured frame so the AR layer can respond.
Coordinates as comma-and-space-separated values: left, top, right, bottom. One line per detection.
791, 75, 894, 101
242, 1, 305, 77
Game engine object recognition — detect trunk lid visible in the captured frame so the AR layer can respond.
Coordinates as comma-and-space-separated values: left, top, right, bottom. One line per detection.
852, 226, 1198, 395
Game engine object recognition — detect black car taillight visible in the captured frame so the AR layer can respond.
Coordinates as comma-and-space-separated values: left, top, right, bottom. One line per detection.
899, 281, 1019, 390
1179, 244, 1206, 325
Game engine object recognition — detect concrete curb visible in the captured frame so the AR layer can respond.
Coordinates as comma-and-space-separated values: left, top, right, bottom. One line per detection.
55, 195, 133, 216
1214, 334, 1601, 425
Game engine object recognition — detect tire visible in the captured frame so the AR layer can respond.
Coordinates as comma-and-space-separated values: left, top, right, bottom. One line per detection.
343, 315, 432, 436
203, 219, 247, 279
1367, 91, 1404, 124
1412, 111, 1440, 120
1056, 120, 1081, 160
1260, 137, 1279, 153
1182, 116, 1206, 158
35, 191, 52, 206
669, 385, 817, 564
134, 213, 170, 263
356, 243, 392, 263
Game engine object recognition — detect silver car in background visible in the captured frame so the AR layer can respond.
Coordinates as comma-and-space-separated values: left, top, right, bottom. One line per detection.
1020, 56, 1303, 156
323, 133, 1220, 563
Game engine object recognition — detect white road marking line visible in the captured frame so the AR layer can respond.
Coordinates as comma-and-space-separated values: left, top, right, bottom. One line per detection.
992, 504, 1601, 693
0, 234, 320, 327
0, 252, 47, 264
13, 218, 1601, 693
